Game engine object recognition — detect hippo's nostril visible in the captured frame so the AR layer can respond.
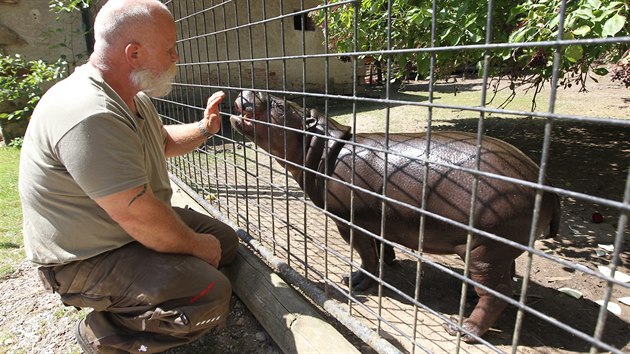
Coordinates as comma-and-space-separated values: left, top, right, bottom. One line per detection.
240, 105, 254, 117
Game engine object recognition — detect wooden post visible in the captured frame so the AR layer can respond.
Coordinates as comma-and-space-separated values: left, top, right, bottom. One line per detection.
223, 247, 360, 354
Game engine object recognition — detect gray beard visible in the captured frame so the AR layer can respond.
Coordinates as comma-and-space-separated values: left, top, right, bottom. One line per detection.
130, 65, 176, 97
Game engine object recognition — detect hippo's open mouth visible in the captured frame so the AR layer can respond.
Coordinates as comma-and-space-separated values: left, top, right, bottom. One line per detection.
229, 104, 254, 134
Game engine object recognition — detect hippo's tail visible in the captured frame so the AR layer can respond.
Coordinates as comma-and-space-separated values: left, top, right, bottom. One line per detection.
545, 192, 561, 238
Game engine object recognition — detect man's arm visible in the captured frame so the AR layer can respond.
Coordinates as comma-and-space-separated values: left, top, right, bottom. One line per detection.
163, 91, 225, 157
95, 184, 221, 267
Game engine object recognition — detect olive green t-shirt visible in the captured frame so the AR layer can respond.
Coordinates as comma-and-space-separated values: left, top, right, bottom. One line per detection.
19, 64, 172, 266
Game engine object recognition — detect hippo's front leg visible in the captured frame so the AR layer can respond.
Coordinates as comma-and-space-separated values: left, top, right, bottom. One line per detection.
378, 241, 396, 265
335, 223, 379, 291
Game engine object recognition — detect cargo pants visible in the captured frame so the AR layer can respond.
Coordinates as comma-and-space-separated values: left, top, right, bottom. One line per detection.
38, 207, 240, 353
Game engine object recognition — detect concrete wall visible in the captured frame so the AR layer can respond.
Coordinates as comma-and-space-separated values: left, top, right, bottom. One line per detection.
0, 0, 88, 66
168, 0, 358, 95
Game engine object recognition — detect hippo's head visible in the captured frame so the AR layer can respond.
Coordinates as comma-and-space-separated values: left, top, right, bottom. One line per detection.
230, 91, 317, 175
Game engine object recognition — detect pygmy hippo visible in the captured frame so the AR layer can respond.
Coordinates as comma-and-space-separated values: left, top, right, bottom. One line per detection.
229, 91, 561, 342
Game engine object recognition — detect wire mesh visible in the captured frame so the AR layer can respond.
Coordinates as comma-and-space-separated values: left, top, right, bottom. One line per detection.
157, 1, 630, 353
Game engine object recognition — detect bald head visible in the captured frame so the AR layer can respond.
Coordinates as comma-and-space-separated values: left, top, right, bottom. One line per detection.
91, 0, 174, 68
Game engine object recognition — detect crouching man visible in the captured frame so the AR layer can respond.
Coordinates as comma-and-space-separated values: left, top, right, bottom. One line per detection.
18, 0, 239, 352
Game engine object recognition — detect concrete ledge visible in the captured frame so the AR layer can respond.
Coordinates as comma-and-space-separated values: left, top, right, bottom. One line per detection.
170, 182, 360, 354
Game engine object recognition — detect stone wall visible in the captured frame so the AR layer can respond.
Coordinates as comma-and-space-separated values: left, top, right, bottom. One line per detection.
0, 0, 88, 66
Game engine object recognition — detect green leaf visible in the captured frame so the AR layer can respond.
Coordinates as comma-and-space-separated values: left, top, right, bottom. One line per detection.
549, 13, 560, 29
593, 9, 610, 22
592, 67, 609, 75
468, 31, 484, 43
573, 25, 591, 36
604, 1, 624, 11
586, 0, 602, 9
602, 14, 626, 37
573, 9, 594, 21
564, 45, 583, 63
510, 26, 536, 43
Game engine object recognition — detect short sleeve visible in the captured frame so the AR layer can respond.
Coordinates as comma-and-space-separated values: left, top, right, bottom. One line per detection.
56, 113, 149, 200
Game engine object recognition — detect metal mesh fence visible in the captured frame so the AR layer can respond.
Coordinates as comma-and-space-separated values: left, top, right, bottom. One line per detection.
157, 1, 630, 353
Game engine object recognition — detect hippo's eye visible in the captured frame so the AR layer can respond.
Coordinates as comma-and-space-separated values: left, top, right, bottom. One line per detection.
270, 100, 285, 116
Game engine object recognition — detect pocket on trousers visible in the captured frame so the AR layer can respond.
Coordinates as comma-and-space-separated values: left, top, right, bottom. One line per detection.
61, 292, 113, 311
135, 307, 191, 334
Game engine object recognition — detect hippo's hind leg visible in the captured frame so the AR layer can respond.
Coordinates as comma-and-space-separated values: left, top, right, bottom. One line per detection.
335, 223, 379, 291
444, 245, 518, 343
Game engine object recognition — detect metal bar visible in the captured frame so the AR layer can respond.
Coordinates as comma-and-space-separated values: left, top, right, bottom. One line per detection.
411, 0, 438, 350
322, 0, 331, 299
207, 0, 224, 211
177, 36, 630, 64
244, 0, 261, 240
299, 0, 309, 282
174, 0, 231, 22
347, 0, 359, 314
159, 85, 630, 127
278, 0, 291, 267
376, 0, 394, 337
512, 0, 567, 350
232, 0, 250, 237
261, 0, 278, 254
454, 0, 496, 349
590, 164, 630, 353
176, 1, 354, 42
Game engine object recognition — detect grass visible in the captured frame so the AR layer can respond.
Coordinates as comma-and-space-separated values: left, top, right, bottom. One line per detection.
0, 146, 86, 353
0, 146, 24, 279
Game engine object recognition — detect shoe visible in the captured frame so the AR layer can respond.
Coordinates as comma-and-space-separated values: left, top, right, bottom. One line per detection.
75, 319, 99, 354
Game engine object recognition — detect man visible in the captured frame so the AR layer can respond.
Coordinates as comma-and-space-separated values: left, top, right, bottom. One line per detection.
18, 0, 239, 352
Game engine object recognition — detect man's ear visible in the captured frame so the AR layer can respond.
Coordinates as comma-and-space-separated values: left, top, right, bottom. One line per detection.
125, 42, 144, 69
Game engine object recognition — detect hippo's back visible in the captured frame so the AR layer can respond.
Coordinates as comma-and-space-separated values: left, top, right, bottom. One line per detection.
331, 131, 551, 251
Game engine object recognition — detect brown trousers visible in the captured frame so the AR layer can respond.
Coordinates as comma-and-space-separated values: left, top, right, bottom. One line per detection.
38, 207, 239, 353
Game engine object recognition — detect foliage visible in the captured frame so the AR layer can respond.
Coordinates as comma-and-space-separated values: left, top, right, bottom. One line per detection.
49, 0, 91, 13
314, 0, 629, 105
47, 0, 93, 68
508, 0, 628, 91
0, 147, 23, 279
316, 0, 499, 80
0, 54, 66, 122
7, 137, 24, 149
